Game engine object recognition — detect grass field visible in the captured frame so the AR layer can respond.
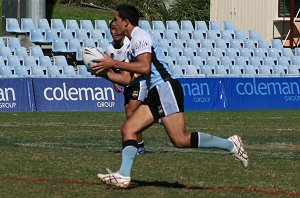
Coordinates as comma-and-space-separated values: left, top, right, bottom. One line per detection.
0, 110, 299, 197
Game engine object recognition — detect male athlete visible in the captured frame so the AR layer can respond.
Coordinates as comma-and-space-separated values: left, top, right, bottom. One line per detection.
93, 5, 248, 188
105, 20, 147, 154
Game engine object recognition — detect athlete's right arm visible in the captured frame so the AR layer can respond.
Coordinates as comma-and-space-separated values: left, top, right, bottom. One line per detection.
105, 69, 133, 86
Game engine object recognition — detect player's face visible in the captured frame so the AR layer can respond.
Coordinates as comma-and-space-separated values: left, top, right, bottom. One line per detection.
110, 21, 124, 42
113, 11, 126, 35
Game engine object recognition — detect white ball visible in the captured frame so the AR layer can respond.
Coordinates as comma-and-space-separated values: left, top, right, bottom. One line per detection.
82, 47, 104, 72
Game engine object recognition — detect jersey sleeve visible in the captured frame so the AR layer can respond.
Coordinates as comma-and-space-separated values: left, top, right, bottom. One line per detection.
131, 33, 152, 57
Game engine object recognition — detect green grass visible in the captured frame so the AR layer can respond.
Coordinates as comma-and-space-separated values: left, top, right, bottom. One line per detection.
0, 110, 300, 197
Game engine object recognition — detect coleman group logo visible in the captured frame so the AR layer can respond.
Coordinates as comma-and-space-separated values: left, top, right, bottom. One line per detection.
235, 78, 300, 102
0, 87, 16, 109
181, 82, 211, 103
43, 82, 116, 108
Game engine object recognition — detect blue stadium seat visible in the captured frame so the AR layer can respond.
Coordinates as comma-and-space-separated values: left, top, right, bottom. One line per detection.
14, 66, 32, 77
0, 38, 5, 48
253, 48, 267, 58
178, 30, 192, 41
44, 29, 59, 43
197, 48, 211, 58
6, 18, 22, 33
39, 56, 53, 67
152, 20, 166, 30
271, 39, 283, 49
267, 48, 281, 58
281, 48, 294, 58
273, 65, 286, 75
7, 56, 22, 67
63, 66, 77, 77
95, 20, 109, 30
224, 20, 235, 30
171, 39, 185, 48
243, 39, 256, 49
15, 47, 28, 58
51, 19, 65, 30
248, 30, 260, 40
277, 56, 290, 67
206, 30, 219, 40
77, 65, 94, 77
23, 56, 38, 67
66, 19, 80, 31
164, 29, 178, 40
229, 65, 243, 76
138, 20, 151, 31
182, 47, 197, 60
195, 21, 208, 31
166, 20, 180, 31
98, 39, 109, 49
215, 65, 228, 76
176, 56, 190, 67
263, 57, 276, 66
21, 18, 36, 33
215, 39, 229, 48
53, 56, 69, 67
30, 28, 46, 43
0, 66, 18, 78
7, 38, 21, 51
225, 48, 238, 58
229, 39, 243, 48
158, 39, 170, 48
36, 18, 50, 32
31, 66, 48, 77
200, 39, 214, 48
170, 64, 184, 77
29, 46, 44, 60
220, 56, 234, 66
75, 29, 89, 40
209, 21, 222, 31
206, 56, 220, 66
220, 30, 234, 40
234, 30, 246, 40
181, 20, 194, 31
48, 65, 66, 77
249, 57, 263, 67
185, 65, 201, 76
90, 29, 104, 41
192, 30, 205, 40
239, 48, 253, 58
257, 39, 270, 48
60, 29, 74, 42
200, 65, 213, 75
258, 65, 272, 76
291, 56, 300, 65
83, 38, 97, 48
105, 29, 113, 42
211, 48, 225, 58
149, 30, 164, 40
68, 38, 82, 52
80, 20, 94, 30
235, 56, 248, 66
52, 38, 69, 53
0, 56, 6, 67
243, 65, 257, 76
186, 39, 199, 49
0, 47, 13, 59
295, 48, 300, 56
191, 56, 205, 66
168, 47, 182, 59
287, 65, 300, 75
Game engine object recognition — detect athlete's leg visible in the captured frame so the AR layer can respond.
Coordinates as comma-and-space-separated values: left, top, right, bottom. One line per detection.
117, 104, 154, 177
125, 100, 143, 143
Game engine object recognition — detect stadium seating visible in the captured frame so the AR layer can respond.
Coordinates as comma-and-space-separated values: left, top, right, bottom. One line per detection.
2, 18, 299, 79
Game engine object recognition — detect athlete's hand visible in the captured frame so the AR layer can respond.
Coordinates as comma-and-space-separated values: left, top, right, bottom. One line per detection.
92, 53, 116, 75
113, 83, 122, 93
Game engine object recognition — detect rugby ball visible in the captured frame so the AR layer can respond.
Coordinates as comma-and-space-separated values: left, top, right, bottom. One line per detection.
82, 47, 104, 72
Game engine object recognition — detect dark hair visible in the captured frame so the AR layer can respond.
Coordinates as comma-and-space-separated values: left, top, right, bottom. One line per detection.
116, 4, 139, 26
109, 19, 115, 29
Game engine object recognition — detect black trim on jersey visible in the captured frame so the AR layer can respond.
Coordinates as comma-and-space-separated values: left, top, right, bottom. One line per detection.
151, 47, 172, 81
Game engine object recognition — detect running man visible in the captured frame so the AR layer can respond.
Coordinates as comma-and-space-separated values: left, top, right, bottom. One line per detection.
93, 5, 248, 188
105, 20, 147, 154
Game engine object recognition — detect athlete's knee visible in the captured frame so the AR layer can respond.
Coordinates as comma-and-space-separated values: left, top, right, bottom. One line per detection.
171, 137, 190, 148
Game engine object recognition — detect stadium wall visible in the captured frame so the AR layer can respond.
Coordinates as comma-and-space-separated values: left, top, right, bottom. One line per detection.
1, 77, 300, 112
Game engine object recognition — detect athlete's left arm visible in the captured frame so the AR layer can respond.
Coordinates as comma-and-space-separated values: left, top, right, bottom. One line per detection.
92, 52, 151, 75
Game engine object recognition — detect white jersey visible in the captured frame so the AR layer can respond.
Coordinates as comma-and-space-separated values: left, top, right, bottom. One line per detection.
105, 36, 146, 88
105, 37, 130, 62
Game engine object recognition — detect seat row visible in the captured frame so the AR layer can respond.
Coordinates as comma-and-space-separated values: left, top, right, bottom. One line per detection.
6, 18, 109, 34
0, 64, 93, 78
171, 64, 300, 77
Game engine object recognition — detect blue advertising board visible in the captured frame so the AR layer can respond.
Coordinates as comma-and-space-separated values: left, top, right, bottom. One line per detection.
0, 78, 35, 112
33, 78, 125, 112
